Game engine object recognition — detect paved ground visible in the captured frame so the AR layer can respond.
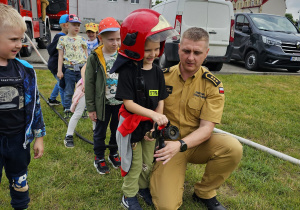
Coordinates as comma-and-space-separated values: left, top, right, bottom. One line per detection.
22, 30, 300, 76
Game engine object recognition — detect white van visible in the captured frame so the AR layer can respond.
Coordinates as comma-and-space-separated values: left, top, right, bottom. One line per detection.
152, 0, 235, 71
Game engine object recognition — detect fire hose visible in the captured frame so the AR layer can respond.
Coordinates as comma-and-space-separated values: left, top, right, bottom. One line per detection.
24, 34, 300, 165
24, 33, 117, 148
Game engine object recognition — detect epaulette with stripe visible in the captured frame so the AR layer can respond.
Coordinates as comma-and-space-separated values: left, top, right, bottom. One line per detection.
202, 72, 221, 87
162, 67, 170, 73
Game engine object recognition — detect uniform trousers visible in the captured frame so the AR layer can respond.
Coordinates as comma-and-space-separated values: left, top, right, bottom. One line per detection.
123, 139, 156, 197
150, 133, 243, 210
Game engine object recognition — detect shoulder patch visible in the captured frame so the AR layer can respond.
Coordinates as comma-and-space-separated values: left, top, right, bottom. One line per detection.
15, 58, 33, 69
202, 72, 221, 87
166, 85, 173, 94
162, 67, 170, 73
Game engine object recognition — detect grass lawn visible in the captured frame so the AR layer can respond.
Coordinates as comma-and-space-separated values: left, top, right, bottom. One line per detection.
0, 70, 299, 209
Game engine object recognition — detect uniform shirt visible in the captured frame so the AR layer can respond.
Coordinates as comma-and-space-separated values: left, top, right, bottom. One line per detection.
0, 60, 25, 134
56, 35, 87, 66
103, 52, 122, 105
163, 65, 225, 139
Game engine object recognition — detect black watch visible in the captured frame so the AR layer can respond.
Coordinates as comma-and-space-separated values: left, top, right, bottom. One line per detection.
178, 140, 187, 152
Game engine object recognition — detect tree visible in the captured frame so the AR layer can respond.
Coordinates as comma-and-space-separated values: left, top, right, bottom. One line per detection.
285, 13, 295, 24
155, 0, 163, 5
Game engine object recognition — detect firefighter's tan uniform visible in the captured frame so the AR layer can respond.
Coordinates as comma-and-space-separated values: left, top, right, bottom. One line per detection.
41, 0, 49, 22
150, 65, 243, 210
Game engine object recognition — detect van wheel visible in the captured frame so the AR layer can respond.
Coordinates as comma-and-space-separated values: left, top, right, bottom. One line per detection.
204, 62, 223, 71
20, 25, 33, 57
286, 68, 299, 72
245, 51, 259, 70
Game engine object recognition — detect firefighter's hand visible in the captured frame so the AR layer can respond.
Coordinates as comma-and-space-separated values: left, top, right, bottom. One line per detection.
154, 141, 181, 164
88, 111, 97, 122
33, 137, 44, 159
57, 71, 64, 80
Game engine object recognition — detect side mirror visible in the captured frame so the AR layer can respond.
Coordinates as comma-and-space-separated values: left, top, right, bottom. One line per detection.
242, 25, 251, 33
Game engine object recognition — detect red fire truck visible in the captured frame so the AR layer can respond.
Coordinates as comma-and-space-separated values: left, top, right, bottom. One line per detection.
0, 0, 51, 57
46, 0, 69, 30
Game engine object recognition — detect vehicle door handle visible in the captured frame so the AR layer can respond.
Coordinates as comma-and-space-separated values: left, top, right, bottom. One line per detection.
209, 31, 217, 34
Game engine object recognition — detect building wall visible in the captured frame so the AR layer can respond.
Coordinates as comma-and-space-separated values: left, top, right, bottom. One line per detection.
69, 0, 78, 15
70, 0, 151, 23
262, 0, 286, 16
230, 0, 286, 16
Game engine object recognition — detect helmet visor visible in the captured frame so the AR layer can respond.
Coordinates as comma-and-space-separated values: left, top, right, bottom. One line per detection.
147, 29, 179, 43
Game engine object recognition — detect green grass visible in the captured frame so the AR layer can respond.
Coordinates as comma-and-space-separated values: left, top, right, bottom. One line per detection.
0, 70, 299, 209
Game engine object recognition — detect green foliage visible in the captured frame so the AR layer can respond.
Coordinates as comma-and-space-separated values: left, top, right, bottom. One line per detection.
0, 71, 299, 209
285, 13, 295, 23
155, 0, 163, 6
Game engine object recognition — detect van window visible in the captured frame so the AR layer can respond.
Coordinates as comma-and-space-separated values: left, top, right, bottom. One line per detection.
235, 15, 249, 31
250, 14, 298, 33
236, 15, 244, 31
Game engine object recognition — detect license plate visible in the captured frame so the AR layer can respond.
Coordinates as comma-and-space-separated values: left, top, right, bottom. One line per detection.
290, 57, 300, 61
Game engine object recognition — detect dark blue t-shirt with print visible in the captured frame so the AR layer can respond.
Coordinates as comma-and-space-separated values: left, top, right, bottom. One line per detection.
0, 59, 25, 135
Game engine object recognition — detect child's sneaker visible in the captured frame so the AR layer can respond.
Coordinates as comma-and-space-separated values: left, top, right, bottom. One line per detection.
121, 195, 142, 210
48, 98, 61, 106
138, 188, 153, 206
108, 153, 121, 169
64, 135, 74, 148
94, 157, 110, 174
64, 109, 72, 119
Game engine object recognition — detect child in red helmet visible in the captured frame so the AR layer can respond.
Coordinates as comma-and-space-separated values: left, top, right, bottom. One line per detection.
110, 9, 178, 209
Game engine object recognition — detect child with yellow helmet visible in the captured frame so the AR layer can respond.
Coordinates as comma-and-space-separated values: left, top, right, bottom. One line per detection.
85, 22, 100, 55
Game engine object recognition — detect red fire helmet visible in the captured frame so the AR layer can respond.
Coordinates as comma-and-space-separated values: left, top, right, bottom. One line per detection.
119, 9, 178, 61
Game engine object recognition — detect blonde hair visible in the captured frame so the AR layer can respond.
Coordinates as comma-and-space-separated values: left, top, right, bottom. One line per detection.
0, 3, 27, 32
181, 27, 209, 47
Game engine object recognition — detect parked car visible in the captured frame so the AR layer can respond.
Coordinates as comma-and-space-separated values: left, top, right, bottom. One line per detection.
152, 0, 235, 71
231, 13, 300, 72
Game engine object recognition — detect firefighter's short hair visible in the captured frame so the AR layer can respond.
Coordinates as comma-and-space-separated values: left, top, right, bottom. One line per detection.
181, 27, 209, 48
0, 3, 27, 32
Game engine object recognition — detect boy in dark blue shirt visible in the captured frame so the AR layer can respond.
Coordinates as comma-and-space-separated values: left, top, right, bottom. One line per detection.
0, 4, 46, 210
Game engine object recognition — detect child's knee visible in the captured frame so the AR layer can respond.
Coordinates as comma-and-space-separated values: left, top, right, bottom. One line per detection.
12, 172, 29, 192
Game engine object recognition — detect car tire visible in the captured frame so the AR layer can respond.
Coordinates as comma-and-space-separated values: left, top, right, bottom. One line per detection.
245, 50, 259, 70
286, 68, 299, 72
37, 26, 51, 49
20, 24, 33, 57
204, 62, 223, 71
